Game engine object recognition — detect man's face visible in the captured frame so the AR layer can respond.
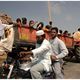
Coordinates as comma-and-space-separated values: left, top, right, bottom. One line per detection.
37, 24, 43, 30
29, 21, 34, 27
36, 36, 43, 44
50, 29, 57, 39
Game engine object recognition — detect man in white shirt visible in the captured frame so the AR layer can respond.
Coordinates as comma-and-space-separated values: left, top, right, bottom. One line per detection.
0, 23, 14, 52
0, 20, 14, 66
20, 30, 53, 79
49, 27, 68, 79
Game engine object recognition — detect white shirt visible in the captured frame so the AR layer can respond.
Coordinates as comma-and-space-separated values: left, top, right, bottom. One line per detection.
0, 24, 5, 37
50, 37, 68, 60
0, 24, 14, 52
32, 39, 53, 72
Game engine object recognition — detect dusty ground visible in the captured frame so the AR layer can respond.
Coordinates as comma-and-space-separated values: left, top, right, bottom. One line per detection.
64, 61, 80, 79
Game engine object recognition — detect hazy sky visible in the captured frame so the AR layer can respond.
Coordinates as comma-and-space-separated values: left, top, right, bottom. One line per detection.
0, 1, 80, 33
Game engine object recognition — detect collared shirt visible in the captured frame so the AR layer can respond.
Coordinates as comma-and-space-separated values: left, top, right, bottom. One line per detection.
32, 39, 53, 72
50, 37, 68, 60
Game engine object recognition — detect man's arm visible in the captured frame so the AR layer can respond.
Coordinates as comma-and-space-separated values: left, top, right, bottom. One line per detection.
2, 24, 13, 29
32, 44, 49, 57
51, 40, 68, 61
56, 40, 68, 59
20, 44, 49, 57
19, 51, 33, 61
20, 51, 33, 57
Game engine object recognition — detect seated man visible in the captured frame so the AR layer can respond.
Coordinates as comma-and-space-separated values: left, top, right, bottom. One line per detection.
20, 30, 53, 79
49, 27, 68, 79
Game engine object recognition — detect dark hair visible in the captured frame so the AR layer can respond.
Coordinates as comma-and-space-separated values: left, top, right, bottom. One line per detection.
59, 30, 63, 34
78, 28, 80, 31
16, 18, 21, 23
45, 25, 51, 29
51, 27, 58, 33
37, 22, 44, 30
49, 21, 52, 26
29, 20, 34, 26
22, 17, 27, 24
63, 30, 68, 34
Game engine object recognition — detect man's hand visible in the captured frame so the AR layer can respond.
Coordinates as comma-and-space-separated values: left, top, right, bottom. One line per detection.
20, 57, 31, 61
19, 54, 32, 61
50, 55, 57, 61
19, 51, 33, 58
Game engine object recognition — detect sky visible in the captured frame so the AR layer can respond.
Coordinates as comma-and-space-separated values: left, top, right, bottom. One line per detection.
0, 1, 80, 33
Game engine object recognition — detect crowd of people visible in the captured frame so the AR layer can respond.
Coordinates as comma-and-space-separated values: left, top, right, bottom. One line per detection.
16, 17, 78, 38
0, 16, 79, 79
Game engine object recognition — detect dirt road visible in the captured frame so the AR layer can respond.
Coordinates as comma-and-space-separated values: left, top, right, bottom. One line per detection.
64, 62, 80, 79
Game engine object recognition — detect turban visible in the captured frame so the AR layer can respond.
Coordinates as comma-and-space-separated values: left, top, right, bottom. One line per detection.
36, 30, 44, 36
